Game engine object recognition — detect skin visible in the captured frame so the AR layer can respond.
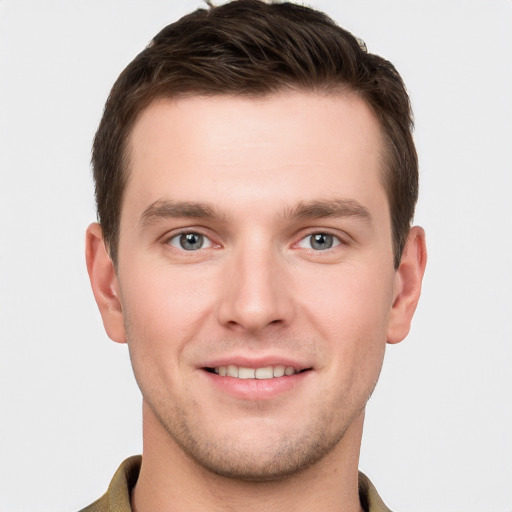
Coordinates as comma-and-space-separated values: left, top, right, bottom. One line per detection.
86, 91, 426, 511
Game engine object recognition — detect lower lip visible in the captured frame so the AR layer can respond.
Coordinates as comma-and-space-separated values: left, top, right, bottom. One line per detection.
201, 369, 311, 400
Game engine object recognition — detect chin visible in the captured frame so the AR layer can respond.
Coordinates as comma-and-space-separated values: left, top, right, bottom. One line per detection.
157, 407, 353, 482
181, 436, 340, 482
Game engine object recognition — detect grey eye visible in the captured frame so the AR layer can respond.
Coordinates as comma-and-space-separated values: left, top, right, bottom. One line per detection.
181, 233, 203, 250
310, 233, 333, 250
298, 233, 341, 251
169, 232, 212, 251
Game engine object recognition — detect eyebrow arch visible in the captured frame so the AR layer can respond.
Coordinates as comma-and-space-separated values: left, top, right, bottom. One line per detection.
283, 199, 371, 222
140, 198, 371, 227
140, 200, 226, 227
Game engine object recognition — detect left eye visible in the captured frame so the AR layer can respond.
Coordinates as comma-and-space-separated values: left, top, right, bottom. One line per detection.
298, 233, 341, 251
168, 232, 214, 251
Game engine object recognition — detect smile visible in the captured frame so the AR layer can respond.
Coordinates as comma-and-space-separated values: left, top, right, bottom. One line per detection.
208, 365, 307, 379
202, 363, 313, 400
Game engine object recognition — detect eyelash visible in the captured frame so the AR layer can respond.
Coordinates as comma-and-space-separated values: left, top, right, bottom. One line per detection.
296, 232, 343, 251
166, 230, 217, 251
164, 230, 344, 253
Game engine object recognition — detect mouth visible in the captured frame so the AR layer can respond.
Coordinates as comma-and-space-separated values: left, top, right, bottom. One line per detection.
200, 361, 313, 400
203, 365, 312, 380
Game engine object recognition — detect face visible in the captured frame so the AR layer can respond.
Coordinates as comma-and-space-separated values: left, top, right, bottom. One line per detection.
89, 91, 423, 481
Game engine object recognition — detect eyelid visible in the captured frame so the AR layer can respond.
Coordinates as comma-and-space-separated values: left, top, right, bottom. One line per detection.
163, 227, 220, 250
296, 231, 342, 250
168, 233, 213, 250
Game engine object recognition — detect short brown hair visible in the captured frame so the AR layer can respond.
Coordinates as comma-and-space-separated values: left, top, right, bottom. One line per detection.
92, 0, 418, 267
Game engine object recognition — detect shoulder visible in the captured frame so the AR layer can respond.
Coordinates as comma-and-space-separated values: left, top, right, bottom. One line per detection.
358, 471, 393, 512
78, 456, 142, 512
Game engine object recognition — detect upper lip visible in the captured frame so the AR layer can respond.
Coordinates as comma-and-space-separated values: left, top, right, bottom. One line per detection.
199, 355, 312, 371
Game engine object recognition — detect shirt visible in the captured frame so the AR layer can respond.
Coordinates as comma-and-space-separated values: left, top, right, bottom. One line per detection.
79, 456, 392, 512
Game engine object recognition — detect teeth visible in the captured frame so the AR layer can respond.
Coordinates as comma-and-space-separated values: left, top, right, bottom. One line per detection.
273, 365, 285, 377
226, 365, 238, 378
238, 367, 255, 379
255, 366, 273, 379
213, 365, 298, 379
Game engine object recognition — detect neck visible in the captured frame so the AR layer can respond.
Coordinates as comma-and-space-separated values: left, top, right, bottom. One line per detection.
132, 402, 365, 512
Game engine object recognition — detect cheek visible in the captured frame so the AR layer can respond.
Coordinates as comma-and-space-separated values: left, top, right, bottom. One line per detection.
118, 260, 218, 374
298, 262, 394, 331
297, 263, 393, 378
121, 257, 215, 324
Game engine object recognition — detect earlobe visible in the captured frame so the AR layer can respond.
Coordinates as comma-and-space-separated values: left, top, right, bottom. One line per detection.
85, 223, 126, 343
387, 226, 427, 344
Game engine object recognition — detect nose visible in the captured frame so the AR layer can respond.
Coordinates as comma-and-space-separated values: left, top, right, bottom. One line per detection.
217, 239, 294, 334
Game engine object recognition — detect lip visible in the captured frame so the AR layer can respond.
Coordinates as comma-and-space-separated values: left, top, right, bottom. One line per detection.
200, 368, 312, 400
197, 355, 313, 401
199, 355, 311, 371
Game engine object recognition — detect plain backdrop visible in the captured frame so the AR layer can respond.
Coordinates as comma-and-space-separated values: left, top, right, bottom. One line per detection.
1, 1, 511, 511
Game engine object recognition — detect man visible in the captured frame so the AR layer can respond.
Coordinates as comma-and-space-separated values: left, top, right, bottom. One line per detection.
82, 1, 426, 510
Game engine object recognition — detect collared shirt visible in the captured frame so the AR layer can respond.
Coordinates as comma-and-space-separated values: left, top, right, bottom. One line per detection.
79, 456, 392, 512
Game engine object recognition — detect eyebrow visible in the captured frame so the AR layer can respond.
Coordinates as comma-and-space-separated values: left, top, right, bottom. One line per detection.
140, 198, 371, 227
140, 200, 227, 227
283, 199, 371, 222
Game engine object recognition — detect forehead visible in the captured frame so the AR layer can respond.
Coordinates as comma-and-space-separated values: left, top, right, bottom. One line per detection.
123, 91, 387, 218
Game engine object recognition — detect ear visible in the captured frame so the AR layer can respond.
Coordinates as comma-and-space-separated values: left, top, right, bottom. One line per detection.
387, 226, 427, 344
85, 223, 126, 343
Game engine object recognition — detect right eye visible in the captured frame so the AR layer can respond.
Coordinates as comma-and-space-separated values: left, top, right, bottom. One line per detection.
297, 232, 341, 251
167, 232, 214, 251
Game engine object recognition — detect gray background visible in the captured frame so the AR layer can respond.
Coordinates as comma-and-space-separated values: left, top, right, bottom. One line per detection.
1, 1, 511, 510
